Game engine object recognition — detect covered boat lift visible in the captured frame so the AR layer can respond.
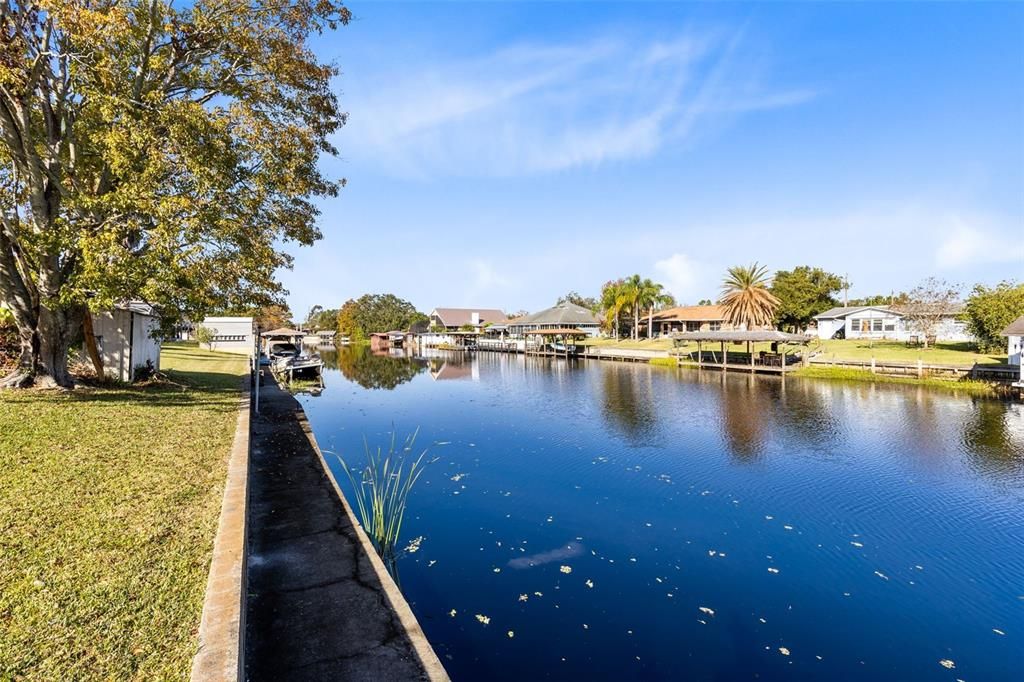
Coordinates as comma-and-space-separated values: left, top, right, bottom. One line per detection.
670, 330, 812, 374
524, 328, 590, 358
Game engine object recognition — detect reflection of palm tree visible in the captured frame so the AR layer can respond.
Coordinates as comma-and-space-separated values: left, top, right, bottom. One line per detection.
719, 375, 767, 460
719, 263, 780, 330
599, 365, 657, 442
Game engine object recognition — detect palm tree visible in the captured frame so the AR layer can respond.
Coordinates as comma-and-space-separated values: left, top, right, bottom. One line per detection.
719, 263, 780, 330
600, 279, 631, 340
619, 275, 673, 340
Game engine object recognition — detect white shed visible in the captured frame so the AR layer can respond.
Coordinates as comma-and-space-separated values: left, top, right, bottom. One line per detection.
199, 316, 255, 356
1003, 315, 1024, 366
87, 302, 162, 382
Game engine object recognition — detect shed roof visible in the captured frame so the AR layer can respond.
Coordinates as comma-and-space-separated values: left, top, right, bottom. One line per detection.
671, 330, 811, 343
524, 328, 591, 336
431, 307, 506, 327
1001, 315, 1024, 336
261, 327, 304, 337
513, 302, 600, 327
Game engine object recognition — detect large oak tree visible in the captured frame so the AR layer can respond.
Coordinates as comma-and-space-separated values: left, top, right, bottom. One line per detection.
0, 0, 348, 387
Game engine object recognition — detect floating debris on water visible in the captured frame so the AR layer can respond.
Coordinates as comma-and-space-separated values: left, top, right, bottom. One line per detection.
534, 591, 543, 597
759, 618, 767, 623
765, 515, 774, 520
405, 536, 424, 553
939, 659, 955, 669
560, 565, 573, 574
850, 541, 864, 548
583, 623, 589, 629
708, 550, 718, 557
699, 607, 715, 616
449, 609, 457, 617
768, 567, 780, 574
450, 473, 466, 482
518, 594, 528, 602
428, 560, 437, 567
475, 614, 490, 625
993, 628, 1005, 635
783, 525, 794, 531
493, 568, 501, 573
507, 630, 514, 638
585, 579, 594, 588
874, 571, 889, 581
779, 647, 791, 656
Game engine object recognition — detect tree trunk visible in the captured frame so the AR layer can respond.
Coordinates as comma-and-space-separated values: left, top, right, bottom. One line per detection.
648, 307, 654, 339
82, 311, 104, 378
634, 307, 639, 341
1, 303, 84, 389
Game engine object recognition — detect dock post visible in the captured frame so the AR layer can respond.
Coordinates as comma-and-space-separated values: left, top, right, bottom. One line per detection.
721, 341, 726, 372
870, 357, 876, 374
917, 359, 923, 378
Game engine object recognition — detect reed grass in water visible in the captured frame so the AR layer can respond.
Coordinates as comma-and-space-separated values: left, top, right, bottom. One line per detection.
336, 429, 429, 561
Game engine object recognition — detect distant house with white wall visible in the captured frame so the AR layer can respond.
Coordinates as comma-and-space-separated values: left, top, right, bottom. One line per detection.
429, 307, 506, 331
1003, 315, 1024, 366
812, 305, 972, 342
86, 302, 162, 382
198, 316, 255, 355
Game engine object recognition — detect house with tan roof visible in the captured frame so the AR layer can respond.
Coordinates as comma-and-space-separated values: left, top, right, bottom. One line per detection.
640, 305, 734, 337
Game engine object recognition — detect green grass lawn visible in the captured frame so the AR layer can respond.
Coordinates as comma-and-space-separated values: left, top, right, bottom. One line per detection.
810, 339, 1004, 366
0, 342, 247, 680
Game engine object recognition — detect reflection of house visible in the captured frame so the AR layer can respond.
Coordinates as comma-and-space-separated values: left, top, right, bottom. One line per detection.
641, 305, 732, 337
429, 308, 506, 331
507, 303, 601, 337
86, 302, 162, 382
429, 361, 478, 381
1003, 315, 1024, 366
303, 330, 336, 345
812, 305, 971, 342
199, 316, 255, 354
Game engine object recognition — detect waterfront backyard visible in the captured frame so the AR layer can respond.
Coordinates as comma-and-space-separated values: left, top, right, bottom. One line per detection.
304, 348, 1022, 681
0, 343, 246, 679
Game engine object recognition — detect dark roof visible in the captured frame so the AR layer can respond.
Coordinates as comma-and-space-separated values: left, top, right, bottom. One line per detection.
431, 308, 506, 327
1002, 315, 1024, 336
512, 303, 600, 327
671, 330, 812, 343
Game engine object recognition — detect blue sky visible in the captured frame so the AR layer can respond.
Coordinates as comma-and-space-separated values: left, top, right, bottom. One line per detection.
279, 1, 1024, 319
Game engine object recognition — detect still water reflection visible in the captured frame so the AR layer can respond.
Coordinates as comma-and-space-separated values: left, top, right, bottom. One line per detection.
302, 347, 1023, 681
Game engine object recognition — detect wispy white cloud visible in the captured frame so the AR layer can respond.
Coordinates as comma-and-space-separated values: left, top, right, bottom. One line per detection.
344, 28, 815, 177
934, 220, 1022, 269
654, 252, 705, 304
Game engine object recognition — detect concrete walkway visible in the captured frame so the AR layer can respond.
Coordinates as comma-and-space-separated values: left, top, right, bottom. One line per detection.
245, 374, 447, 681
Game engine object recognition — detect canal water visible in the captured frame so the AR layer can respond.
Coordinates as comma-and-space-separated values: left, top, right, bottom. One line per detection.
298, 346, 1023, 681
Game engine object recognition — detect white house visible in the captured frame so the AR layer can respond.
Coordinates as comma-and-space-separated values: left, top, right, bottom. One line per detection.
812, 305, 972, 342
198, 316, 255, 355
1003, 315, 1024, 366
86, 302, 162, 382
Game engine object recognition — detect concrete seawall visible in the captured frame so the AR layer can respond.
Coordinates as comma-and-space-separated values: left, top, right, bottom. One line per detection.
244, 375, 448, 680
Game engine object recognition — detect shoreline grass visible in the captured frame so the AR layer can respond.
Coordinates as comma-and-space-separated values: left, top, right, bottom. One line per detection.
0, 341, 246, 679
